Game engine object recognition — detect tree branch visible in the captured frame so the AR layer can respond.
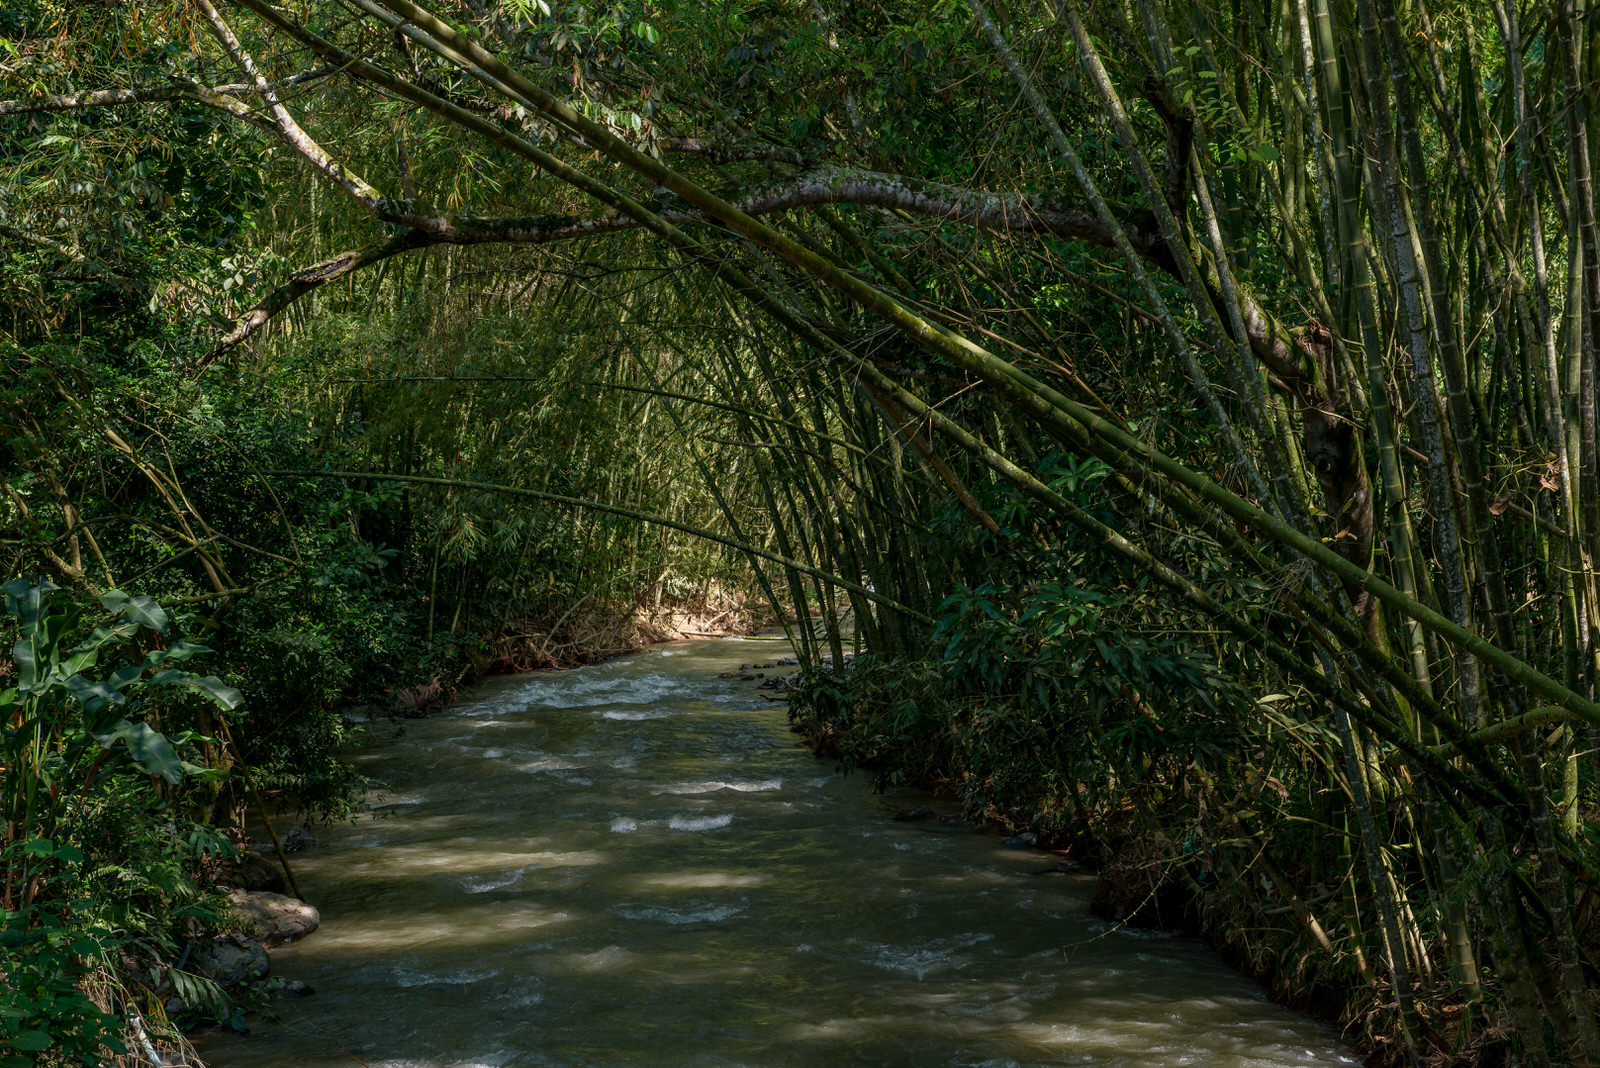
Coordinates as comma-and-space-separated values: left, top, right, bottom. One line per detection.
202, 169, 1176, 360
201, 229, 435, 364
660, 137, 813, 168
194, 0, 392, 213
0, 224, 138, 291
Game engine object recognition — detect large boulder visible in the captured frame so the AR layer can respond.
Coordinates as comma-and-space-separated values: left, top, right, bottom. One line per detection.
228, 890, 320, 947
193, 935, 269, 986
215, 850, 287, 894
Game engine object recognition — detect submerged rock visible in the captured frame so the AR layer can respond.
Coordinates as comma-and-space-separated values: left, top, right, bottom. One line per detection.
273, 978, 316, 999
194, 935, 270, 986
228, 889, 321, 946
1032, 862, 1077, 876
894, 805, 940, 822
1004, 832, 1039, 848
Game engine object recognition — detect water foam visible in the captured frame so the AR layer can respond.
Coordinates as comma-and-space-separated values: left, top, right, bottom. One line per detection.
660, 779, 782, 795
462, 864, 540, 893
668, 814, 734, 831
515, 756, 580, 773
521, 670, 680, 710
614, 903, 746, 925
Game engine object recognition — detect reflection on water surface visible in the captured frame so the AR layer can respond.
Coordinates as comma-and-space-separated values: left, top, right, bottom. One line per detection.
195, 638, 1357, 1068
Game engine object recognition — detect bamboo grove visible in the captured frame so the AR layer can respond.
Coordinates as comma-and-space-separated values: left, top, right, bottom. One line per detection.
4, 0, 1600, 1063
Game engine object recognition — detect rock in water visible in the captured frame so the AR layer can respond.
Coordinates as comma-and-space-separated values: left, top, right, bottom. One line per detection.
228, 889, 321, 946
194, 935, 270, 986
1004, 832, 1039, 848
279, 825, 319, 852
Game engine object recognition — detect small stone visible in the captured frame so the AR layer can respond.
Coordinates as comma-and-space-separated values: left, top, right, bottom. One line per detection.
275, 978, 315, 999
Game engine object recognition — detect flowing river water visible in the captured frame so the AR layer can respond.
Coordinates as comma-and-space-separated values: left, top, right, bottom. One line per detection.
195, 636, 1358, 1068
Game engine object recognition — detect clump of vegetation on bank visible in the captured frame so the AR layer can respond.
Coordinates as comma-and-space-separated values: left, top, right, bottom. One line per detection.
1, 581, 240, 1063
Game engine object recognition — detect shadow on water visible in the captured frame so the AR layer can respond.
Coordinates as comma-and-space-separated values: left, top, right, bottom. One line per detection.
194, 637, 1359, 1068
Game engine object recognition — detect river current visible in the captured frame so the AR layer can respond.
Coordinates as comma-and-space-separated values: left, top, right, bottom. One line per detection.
195, 636, 1357, 1067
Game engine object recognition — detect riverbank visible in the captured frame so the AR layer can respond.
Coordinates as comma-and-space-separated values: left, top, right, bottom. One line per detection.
783, 658, 1471, 1068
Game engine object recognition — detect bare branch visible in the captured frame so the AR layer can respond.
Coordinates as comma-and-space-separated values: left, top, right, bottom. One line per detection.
0, 79, 277, 135
0, 67, 339, 115
0, 85, 196, 115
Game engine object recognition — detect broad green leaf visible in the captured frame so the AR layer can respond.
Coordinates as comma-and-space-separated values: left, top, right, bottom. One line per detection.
90, 719, 185, 784
99, 590, 169, 633
3, 577, 57, 637
64, 674, 125, 712
8, 1032, 52, 1052
177, 675, 242, 710
146, 640, 211, 666
12, 637, 41, 694
62, 624, 137, 675
109, 664, 145, 690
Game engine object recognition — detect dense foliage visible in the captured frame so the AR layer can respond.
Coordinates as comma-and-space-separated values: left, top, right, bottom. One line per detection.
6, 0, 1600, 1063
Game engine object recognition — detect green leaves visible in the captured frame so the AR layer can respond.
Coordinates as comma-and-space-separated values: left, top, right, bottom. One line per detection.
7, 1031, 52, 1052
89, 719, 184, 784
173, 674, 243, 710
16, 840, 82, 864
3, 580, 230, 816
98, 589, 169, 633
63, 673, 127, 714
2, 576, 59, 636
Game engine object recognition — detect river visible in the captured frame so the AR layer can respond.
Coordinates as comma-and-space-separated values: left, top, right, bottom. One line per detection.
194, 636, 1358, 1068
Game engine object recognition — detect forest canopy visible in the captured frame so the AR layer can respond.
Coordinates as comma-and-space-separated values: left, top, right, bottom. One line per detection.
5, 0, 1600, 1064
